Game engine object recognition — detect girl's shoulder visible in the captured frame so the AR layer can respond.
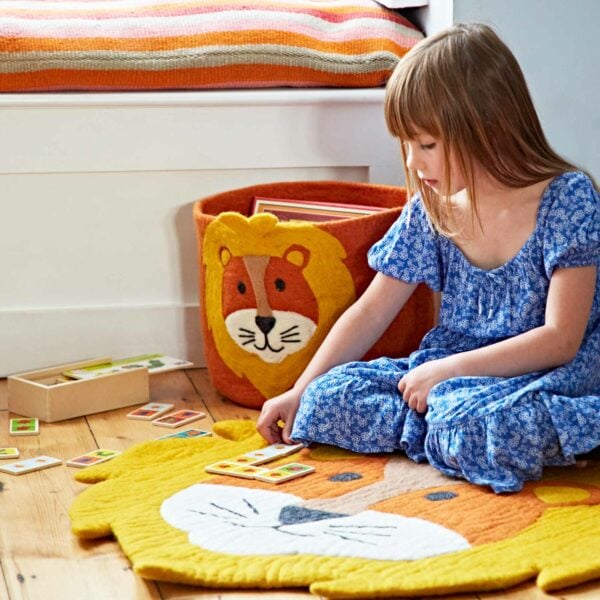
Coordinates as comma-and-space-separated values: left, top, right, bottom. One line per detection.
541, 170, 598, 220
540, 171, 600, 274
403, 192, 436, 228
547, 170, 598, 201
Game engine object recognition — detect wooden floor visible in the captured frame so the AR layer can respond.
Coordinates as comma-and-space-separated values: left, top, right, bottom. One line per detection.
1, 369, 599, 600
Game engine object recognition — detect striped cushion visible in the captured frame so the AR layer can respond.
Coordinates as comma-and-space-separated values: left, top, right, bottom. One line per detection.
0, 0, 424, 92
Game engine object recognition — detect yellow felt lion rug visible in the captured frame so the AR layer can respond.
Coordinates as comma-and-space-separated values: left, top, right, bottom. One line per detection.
69, 420, 600, 598
194, 180, 434, 408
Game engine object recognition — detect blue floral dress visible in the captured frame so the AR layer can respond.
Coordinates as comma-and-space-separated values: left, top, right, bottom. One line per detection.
291, 171, 600, 492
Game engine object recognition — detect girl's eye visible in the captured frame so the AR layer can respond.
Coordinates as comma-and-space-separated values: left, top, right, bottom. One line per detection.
420, 143, 436, 150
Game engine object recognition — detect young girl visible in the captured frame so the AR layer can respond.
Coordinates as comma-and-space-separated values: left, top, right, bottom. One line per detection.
257, 22, 600, 493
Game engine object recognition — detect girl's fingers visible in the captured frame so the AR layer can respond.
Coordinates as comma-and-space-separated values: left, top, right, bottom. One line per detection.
268, 421, 283, 444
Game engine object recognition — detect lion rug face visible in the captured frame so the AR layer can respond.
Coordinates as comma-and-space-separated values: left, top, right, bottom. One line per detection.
69, 420, 600, 598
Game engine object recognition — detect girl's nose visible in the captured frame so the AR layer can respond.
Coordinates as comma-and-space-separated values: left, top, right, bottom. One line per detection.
405, 146, 421, 170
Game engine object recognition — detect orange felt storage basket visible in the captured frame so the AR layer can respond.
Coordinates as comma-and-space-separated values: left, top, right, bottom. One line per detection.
194, 180, 434, 409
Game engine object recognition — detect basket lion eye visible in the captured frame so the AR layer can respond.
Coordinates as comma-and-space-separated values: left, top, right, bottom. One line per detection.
275, 278, 285, 291
237, 281, 246, 294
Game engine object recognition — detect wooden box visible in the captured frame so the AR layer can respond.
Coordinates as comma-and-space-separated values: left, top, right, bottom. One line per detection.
7, 358, 150, 422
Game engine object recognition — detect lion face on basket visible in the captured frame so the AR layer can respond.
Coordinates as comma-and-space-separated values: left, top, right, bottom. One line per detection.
202, 213, 355, 399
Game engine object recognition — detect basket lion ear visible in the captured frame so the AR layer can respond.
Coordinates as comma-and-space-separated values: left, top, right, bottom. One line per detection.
283, 244, 310, 268
219, 246, 232, 267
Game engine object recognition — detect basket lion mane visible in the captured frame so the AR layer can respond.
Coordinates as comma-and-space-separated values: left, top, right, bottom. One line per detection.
202, 212, 355, 404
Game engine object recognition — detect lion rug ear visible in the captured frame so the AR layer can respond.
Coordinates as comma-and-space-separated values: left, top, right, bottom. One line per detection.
194, 181, 434, 408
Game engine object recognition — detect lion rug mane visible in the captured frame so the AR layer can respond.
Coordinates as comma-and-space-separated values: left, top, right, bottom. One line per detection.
69, 420, 600, 598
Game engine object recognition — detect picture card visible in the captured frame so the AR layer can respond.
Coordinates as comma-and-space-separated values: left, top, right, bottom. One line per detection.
66, 449, 121, 468
254, 462, 315, 484
227, 454, 263, 466
0, 448, 20, 460
126, 402, 174, 421
157, 428, 212, 440
151, 410, 206, 429
205, 461, 270, 479
252, 196, 386, 223
242, 442, 305, 465
0, 455, 62, 476
63, 354, 194, 380
9, 417, 39, 436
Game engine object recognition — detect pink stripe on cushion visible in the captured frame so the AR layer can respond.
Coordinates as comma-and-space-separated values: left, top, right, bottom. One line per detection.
0, 12, 414, 41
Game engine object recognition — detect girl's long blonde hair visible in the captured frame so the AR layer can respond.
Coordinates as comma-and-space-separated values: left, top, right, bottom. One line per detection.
385, 22, 576, 237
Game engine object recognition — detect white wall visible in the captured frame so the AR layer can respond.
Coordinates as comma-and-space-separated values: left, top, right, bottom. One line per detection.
453, 0, 599, 176
0, 90, 400, 375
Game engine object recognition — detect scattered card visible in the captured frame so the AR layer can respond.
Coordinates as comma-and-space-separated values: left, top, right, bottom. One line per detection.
205, 461, 270, 479
64, 354, 194, 380
242, 442, 305, 465
126, 403, 174, 421
152, 410, 206, 429
0, 455, 62, 476
254, 462, 315, 484
66, 449, 121, 468
157, 428, 212, 440
227, 454, 264, 466
0, 448, 20, 460
9, 418, 39, 436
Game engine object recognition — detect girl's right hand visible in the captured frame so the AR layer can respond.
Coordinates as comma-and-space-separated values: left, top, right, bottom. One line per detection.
256, 388, 302, 444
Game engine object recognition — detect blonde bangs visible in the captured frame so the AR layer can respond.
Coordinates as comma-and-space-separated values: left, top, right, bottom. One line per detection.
385, 42, 454, 236
384, 47, 441, 142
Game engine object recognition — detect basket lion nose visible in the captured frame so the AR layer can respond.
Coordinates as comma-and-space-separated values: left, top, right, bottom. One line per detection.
255, 316, 276, 334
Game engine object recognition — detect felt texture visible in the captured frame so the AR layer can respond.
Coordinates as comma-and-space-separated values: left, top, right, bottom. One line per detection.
0, 0, 423, 92
69, 420, 600, 597
194, 180, 434, 408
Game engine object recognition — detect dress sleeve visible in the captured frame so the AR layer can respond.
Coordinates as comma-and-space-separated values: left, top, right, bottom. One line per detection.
542, 171, 600, 278
367, 195, 443, 291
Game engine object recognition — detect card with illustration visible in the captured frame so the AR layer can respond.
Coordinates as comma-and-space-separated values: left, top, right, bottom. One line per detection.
126, 403, 174, 421
205, 461, 270, 479
66, 449, 121, 468
151, 410, 206, 429
0, 455, 62, 476
9, 418, 39, 436
242, 442, 305, 465
0, 448, 20, 460
157, 429, 212, 440
254, 462, 315, 484
63, 354, 194, 380
227, 454, 262, 466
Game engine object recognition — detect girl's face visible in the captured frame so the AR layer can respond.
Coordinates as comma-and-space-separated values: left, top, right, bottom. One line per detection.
403, 131, 465, 196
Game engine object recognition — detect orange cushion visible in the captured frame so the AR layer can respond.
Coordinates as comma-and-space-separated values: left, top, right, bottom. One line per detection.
0, 0, 423, 92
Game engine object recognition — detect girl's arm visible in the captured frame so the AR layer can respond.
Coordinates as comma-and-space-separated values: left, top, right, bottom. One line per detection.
257, 273, 417, 443
399, 265, 597, 412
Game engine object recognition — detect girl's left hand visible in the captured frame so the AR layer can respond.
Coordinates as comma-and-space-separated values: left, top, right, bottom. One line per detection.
398, 359, 454, 413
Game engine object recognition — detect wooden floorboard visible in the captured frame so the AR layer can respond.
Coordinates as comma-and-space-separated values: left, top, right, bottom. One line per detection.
0, 368, 598, 600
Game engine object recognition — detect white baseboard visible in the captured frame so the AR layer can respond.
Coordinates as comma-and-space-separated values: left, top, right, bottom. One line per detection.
0, 304, 206, 377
